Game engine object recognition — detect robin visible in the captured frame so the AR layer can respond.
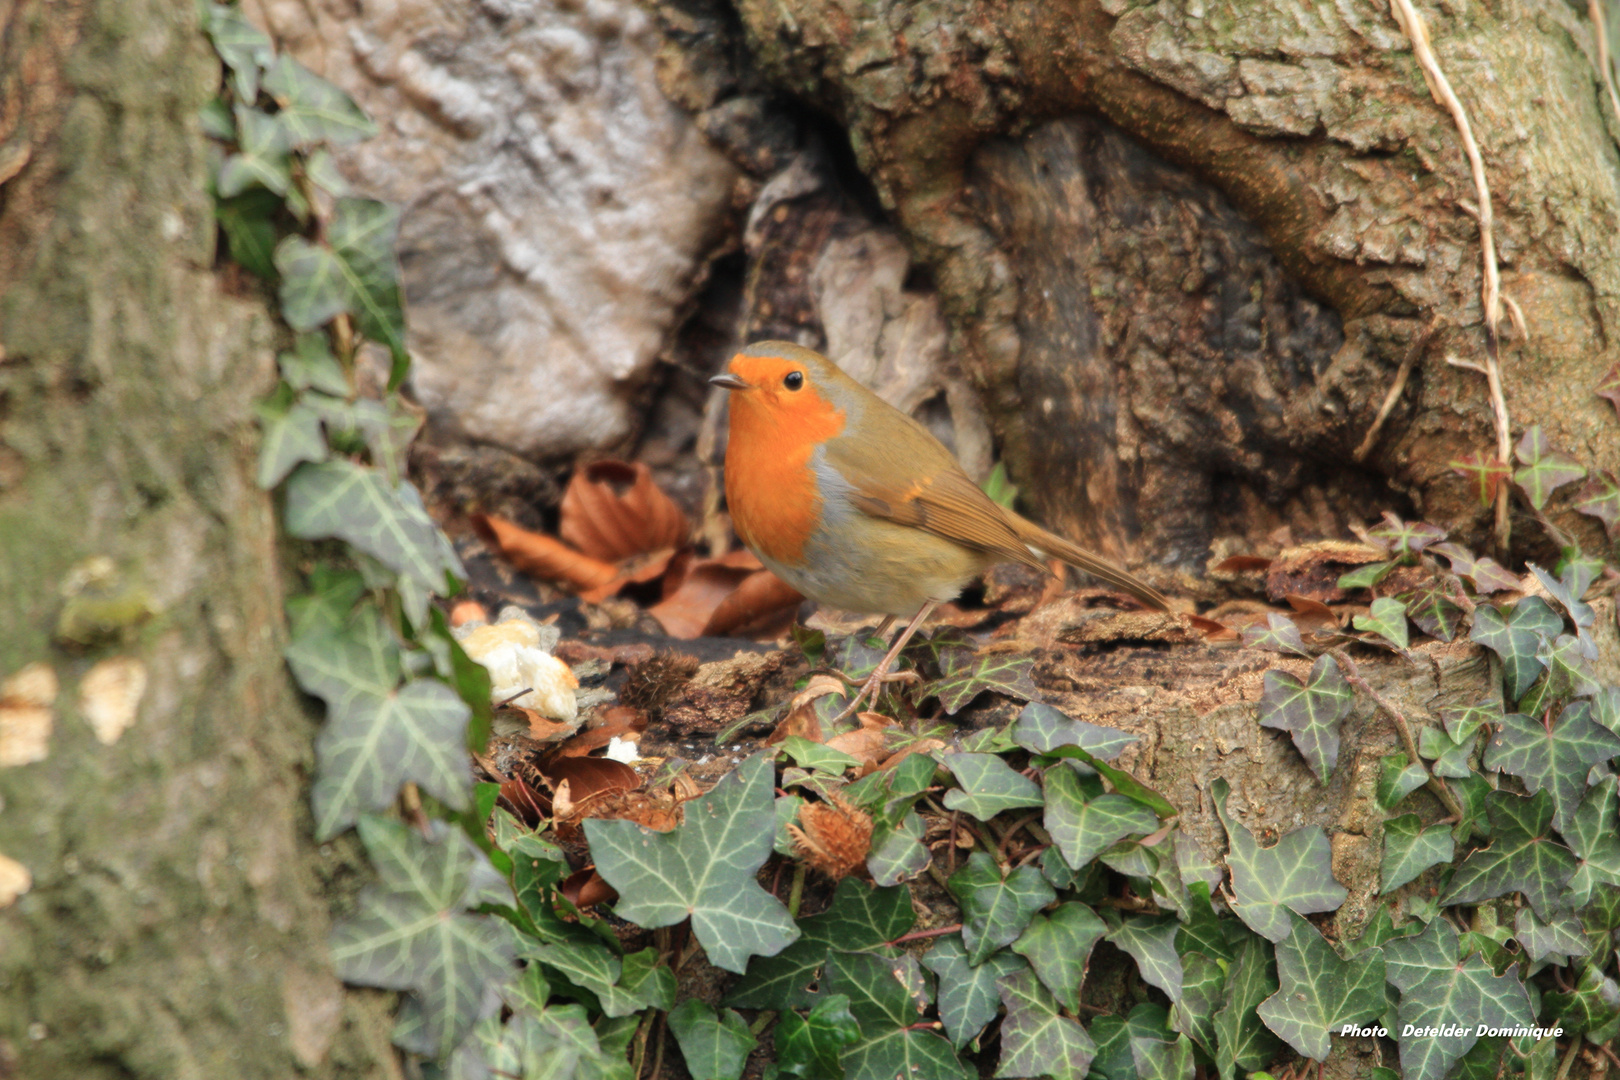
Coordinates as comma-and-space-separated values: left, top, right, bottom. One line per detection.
711, 341, 1168, 717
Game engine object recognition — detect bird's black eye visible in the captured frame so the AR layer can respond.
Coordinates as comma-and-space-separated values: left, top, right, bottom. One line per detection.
783, 371, 804, 391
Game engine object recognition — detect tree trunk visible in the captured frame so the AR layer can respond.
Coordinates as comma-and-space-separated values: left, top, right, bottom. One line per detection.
0, 1, 395, 1075
655, 0, 1620, 576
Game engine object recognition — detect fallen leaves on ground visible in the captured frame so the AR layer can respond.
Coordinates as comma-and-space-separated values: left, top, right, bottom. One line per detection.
473, 459, 801, 638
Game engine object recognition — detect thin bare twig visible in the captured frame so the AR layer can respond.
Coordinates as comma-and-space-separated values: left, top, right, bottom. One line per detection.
1355, 315, 1441, 462
1331, 648, 1463, 819
1388, 0, 1515, 553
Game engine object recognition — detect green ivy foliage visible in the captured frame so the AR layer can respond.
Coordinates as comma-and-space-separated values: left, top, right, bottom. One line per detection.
205, 8, 1620, 1078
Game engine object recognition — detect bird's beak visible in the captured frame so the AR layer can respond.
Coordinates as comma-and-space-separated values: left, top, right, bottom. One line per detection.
709, 373, 749, 390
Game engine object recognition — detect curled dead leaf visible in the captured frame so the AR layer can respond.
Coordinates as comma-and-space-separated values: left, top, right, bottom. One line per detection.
1283, 594, 1340, 628
825, 712, 896, 769
561, 460, 690, 563
766, 675, 846, 745
553, 706, 648, 758
536, 755, 640, 805
703, 570, 802, 637
499, 776, 549, 825
877, 740, 947, 772
472, 513, 618, 592
562, 867, 618, 910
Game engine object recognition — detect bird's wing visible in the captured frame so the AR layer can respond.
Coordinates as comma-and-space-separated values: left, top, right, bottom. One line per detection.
822, 431, 1047, 571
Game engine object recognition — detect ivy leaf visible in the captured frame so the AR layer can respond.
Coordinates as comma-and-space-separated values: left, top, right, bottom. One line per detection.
274, 198, 408, 375
1042, 765, 1160, 870
1104, 912, 1183, 999
995, 969, 1097, 1080
1011, 901, 1106, 1013
1483, 704, 1620, 832
256, 399, 327, 489
1352, 597, 1410, 651
215, 188, 281, 281
866, 811, 929, 887
1212, 778, 1347, 942
1256, 911, 1385, 1061
1131, 1025, 1194, 1080
1440, 788, 1577, 919
1529, 562, 1596, 630
726, 877, 911, 1010
947, 852, 1055, 965
1368, 512, 1446, 556
1512, 907, 1589, 964
824, 950, 972, 1080
330, 817, 517, 1058
1598, 362, 1620, 418
1447, 454, 1511, 508
1562, 775, 1620, 908
1383, 918, 1533, 1080
285, 460, 461, 594
1381, 813, 1455, 893
1375, 753, 1430, 810
205, 4, 274, 100
921, 936, 1026, 1050
1443, 699, 1502, 743
1406, 586, 1464, 642
1417, 725, 1474, 779
285, 605, 473, 839
940, 752, 1044, 821
1257, 654, 1356, 782
312, 677, 472, 841
585, 754, 798, 974
1573, 472, 1620, 537
523, 942, 673, 1018
261, 55, 378, 147
668, 1000, 755, 1080
217, 105, 291, 197
779, 735, 862, 775
1469, 598, 1563, 699
1212, 931, 1280, 1080
1336, 560, 1394, 591
1544, 964, 1620, 1037
775, 993, 861, 1080
1171, 951, 1223, 1056
1092, 1005, 1177, 1080
921, 648, 1040, 714
1430, 542, 1520, 593
278, 333, 350, 396
450, 993, 628, 1080
1240, 614, 1310, 657
1012, 701, 1137, 758
1513, 425, 1587, 509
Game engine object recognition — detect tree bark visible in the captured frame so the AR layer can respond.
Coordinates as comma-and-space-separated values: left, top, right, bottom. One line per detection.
656, 0, 1620, 575
0, 1, 395, 1075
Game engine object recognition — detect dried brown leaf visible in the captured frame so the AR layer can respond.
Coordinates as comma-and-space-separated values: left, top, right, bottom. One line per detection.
702, 569, 803, 638
553, 706, 648, 758
472, 512, 618, 592
825, 712, 896, 768
560, 460, 690, 563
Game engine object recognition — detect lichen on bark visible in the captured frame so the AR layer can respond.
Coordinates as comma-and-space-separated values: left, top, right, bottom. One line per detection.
0, 0, 395, 1074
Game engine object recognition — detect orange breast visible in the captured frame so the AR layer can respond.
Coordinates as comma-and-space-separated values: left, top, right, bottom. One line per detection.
724, 388, 846, 566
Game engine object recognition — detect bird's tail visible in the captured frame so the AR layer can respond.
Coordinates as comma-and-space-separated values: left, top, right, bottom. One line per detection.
1007, 514, 1170, 611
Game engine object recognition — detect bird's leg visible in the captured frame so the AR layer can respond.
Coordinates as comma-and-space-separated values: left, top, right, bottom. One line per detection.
829, 601, 937, 723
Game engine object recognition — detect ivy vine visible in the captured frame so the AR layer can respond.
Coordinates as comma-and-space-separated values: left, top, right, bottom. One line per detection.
203, 7, 1620, 1080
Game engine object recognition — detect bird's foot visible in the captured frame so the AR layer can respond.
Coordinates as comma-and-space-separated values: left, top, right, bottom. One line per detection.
826, 664, 917, 724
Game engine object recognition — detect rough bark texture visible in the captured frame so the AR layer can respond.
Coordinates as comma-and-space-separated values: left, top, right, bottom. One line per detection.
654, 0, 1620, 576
0, 1, 395, 1075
